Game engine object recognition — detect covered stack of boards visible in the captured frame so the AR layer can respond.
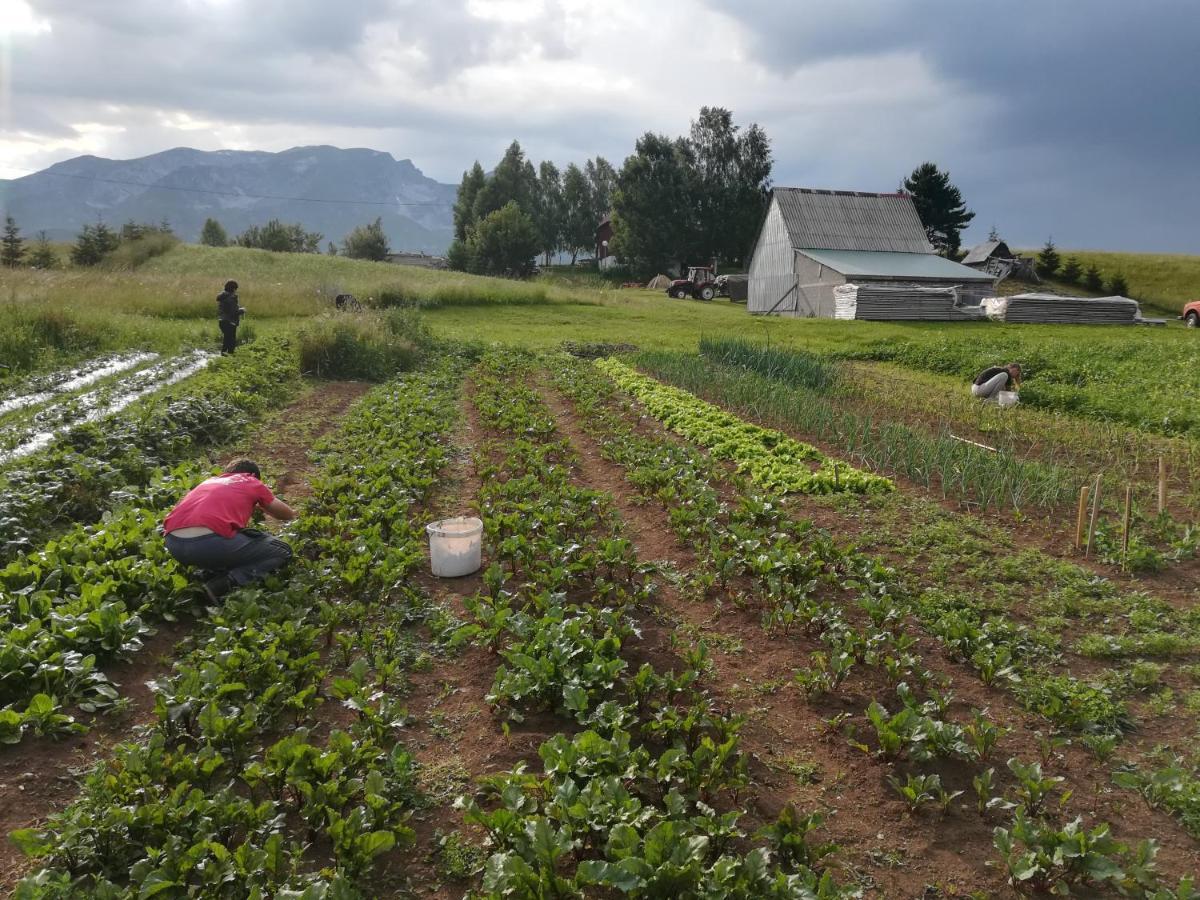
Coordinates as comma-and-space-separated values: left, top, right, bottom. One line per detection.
833, 283, 985, 320
982, 293, 1141, 325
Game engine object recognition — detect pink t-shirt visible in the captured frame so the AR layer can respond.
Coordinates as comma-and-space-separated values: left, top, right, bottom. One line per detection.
164, 473, 275, 538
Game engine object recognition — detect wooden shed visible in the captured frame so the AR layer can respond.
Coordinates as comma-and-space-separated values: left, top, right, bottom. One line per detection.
747, 188, 997, 318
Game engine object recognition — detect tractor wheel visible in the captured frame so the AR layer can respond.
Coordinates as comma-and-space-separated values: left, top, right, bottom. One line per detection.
699, 286, 716, 301
1187, 312, 1199, 328
671, 287, 689, 299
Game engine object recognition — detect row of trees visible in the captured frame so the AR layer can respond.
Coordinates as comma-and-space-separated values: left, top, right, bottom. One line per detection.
201, 215, 391, 260
0, 215, 181, 269
610, 107, 771, 275
449, 143, 616, 276
1, 216, 57, 269
448, 107, 773, 278
1036, 239, 1129, 295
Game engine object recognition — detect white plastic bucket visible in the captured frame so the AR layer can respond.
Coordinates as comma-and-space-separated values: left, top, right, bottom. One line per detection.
426, 516, 483, 577
997, 390, 1020, 409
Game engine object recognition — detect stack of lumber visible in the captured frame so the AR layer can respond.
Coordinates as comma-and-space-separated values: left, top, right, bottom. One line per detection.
982, 293, 1140, 325
833, 283, 985, 321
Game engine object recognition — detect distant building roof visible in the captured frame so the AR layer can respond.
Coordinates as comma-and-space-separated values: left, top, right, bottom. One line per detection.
772, 187, 934, 254
962, 239, 1013, 266
798, 248, 996, 282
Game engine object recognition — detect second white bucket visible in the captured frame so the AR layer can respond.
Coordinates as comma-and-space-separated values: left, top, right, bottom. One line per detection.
426, 516, 483, 577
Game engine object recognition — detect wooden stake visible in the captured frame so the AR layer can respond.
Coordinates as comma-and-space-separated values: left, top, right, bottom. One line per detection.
949, 433, 999, 453
1085, 474, 1102, 557
1075, 485, 1090, 550
1158, 456, 1167, 515
1122, 484, 1133, 568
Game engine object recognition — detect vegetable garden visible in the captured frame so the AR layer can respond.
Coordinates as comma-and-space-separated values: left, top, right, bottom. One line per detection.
2, 245, 1199, 897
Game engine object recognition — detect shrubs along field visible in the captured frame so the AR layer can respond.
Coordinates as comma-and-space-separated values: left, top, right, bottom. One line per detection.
1, 243, 1199, 895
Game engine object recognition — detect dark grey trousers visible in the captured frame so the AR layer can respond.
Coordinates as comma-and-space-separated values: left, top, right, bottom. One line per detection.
165, 529, 293, 586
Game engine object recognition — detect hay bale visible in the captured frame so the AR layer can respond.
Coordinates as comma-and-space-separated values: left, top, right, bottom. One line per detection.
646, 274, 672, 290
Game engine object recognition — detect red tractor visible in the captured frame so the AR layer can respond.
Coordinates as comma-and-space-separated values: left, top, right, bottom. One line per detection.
666, 266, 718, 301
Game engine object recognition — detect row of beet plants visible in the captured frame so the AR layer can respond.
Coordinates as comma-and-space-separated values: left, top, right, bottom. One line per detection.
0, 338, 301, 562
11, 360, 465, 898
552, 356, 1195, 898
457, 350, 853, 898
596, 358, 893, 496
0, 340, 307, 742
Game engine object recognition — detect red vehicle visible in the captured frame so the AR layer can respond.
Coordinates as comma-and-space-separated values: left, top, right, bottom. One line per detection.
667, 265, 718, 301
1181, 300, 1200, 328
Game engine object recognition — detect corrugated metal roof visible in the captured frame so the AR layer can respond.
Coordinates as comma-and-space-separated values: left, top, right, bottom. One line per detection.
798, 248, 997, 281
961, 239, 1011, 265
773, 187, 934, 253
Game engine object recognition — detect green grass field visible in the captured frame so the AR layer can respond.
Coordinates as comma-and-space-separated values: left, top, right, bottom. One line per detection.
1019, 248, 1200, 316
4, 243, 1199, 439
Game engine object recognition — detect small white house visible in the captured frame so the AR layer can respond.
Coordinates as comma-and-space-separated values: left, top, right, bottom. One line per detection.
747, 188, 997, 318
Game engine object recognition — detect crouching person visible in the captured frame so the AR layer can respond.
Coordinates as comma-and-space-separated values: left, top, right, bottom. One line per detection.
164, 459, 297, 600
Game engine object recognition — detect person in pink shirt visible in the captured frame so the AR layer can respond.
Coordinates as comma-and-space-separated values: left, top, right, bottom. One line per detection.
163, 459, 297, 600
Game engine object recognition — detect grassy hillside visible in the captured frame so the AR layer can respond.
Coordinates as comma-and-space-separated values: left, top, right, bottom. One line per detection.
1020, 248, 1200, 316
5, 243, 1200, 438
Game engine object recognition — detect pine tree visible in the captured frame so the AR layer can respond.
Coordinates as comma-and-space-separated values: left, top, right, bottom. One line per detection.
1, 216, 26, 268
1106, 272, 1129, 296
71, 225, 101, 266
987, 224, 1001, 241
1036, 238, 1060, 279
902, 162, 975, 256
327, 241, 338, 256
1083, 264, 1104, 292
200, 218, 229, 247
92, 220, 120, 257
27, 231, 57, 269
1059, 256, 1082, 285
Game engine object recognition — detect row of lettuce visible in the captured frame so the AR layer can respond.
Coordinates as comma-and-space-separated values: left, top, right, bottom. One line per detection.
554, 355, 1195, 896
12, 362, 465, 897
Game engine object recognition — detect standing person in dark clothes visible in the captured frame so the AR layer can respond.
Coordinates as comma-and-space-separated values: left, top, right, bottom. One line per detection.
971, 362, 1022, 401
163, 459, 296, 600
217, 280, 242, 355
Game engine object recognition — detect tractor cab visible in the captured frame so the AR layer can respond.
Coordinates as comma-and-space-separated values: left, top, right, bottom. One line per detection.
666, 265, 718, 301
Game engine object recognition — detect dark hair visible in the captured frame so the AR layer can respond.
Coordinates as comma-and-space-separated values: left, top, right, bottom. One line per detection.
224, 459, 261, 479
1007, 362, 1022, 375
224, 280, 239, 292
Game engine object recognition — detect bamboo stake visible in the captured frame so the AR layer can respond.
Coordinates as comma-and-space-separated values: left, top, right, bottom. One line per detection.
1075, 485, 1090, 550
1122, 484, 1133, 569
949, 434, 999, 452
1085, 474, 1102, 558
1158, 456, 1167, 515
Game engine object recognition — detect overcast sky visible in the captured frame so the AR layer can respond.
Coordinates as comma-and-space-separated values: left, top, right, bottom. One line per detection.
1, 0, 1196, 251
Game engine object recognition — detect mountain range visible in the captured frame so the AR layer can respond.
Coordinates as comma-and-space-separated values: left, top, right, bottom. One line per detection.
0, 145, 458, 254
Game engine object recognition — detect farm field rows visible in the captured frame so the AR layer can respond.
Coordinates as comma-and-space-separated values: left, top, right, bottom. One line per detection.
1, 244, 1198, 896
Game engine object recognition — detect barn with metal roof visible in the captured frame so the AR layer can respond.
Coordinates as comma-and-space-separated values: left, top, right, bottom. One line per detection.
747, 188, 997, 318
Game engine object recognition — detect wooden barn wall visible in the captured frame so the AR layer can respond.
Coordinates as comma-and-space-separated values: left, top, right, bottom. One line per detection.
748, 200, 798, 313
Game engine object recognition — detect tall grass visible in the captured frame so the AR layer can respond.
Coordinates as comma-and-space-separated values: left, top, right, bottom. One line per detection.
699, 336, 839, 392
638, 351, 1081, 512
295, 309, 428, 381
